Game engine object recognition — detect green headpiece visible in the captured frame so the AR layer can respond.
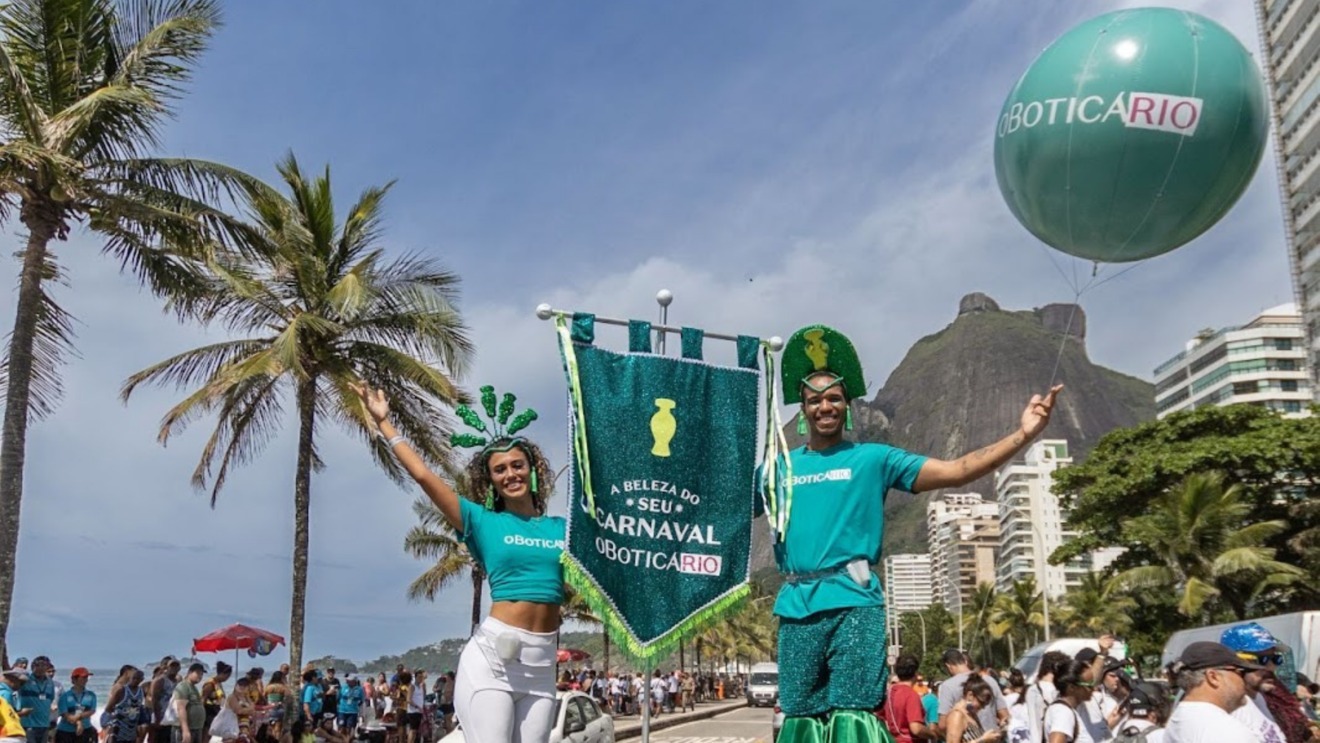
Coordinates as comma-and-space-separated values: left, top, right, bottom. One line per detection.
449, 385, 539, 451
780, 325, 866, 405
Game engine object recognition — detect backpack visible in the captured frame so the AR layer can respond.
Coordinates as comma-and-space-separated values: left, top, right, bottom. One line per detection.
1114, 723, 1161, 743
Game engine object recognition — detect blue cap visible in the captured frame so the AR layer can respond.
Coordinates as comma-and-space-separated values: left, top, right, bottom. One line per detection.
1220, 622, 1279, 653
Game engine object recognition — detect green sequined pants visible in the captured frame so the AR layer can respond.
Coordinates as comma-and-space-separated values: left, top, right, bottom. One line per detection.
777, 604, 889, 717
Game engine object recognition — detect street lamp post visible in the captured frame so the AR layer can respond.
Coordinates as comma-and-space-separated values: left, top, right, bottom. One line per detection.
656, 289, 673, 354
1029, 522, 1052, 642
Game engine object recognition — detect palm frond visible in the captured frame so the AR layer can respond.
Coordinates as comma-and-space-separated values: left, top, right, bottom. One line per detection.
194, 374, 284, 506
119, 338, 271, 398
110, 0, 219, 103
1179, 577, 1220, 617
1224, 520, 1290, 549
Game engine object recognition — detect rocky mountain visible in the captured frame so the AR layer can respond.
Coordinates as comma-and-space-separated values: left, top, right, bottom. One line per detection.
752, 293, 1155, 570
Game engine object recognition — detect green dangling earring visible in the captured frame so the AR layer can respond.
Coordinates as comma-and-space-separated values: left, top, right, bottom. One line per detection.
530, 468, 539, 494
796, 412, 808, 436
484, 487, 496, 510
845, 407, 854, 431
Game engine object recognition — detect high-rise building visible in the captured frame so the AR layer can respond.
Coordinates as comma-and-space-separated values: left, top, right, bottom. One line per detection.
994, 440, 1096, 598
883, 553, 933, 614
926, 493, 1000, 611
1153, 303, 1312, 418
1254, 1, 1320, 395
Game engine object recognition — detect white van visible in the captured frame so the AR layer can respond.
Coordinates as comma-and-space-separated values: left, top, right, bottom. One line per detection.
746, 662, 779, 707
1013, 638, 1127, 683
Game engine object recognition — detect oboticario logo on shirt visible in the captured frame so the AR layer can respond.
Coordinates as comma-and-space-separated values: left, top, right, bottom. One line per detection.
790, 468, 852, 486
503, 535, 566, 549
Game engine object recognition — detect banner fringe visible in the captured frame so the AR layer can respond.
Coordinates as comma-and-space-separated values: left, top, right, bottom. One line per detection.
561, 555, 751, 667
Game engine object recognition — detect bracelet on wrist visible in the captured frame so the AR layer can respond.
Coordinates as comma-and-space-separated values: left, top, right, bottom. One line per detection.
385, 435, 405, 448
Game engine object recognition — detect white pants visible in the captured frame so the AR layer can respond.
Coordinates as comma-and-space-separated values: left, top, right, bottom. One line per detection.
455, 616, 557, 743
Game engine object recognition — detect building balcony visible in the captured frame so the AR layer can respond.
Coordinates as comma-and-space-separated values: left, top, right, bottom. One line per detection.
1277, 11, 1320, 82
1275, 0, 1320, 53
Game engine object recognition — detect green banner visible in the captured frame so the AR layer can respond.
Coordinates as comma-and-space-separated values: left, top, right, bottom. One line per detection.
556, 314, 761, 662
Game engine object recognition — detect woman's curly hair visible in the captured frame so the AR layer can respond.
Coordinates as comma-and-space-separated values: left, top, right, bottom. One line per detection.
465, 437, 555, 514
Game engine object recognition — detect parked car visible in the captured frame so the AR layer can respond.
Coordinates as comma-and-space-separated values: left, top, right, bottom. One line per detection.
436, 691, 615, 743
746, 662, 779, 708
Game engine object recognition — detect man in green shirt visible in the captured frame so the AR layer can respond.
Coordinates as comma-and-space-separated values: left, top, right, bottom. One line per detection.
170, 665, 206, 743
763, 325, 1061, 743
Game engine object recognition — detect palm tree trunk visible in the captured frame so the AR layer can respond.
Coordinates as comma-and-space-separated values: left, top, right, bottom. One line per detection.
289, 376, 318, 672
0, 221, 57, 666
470, 567, 484, 636
603, 631, 610, 674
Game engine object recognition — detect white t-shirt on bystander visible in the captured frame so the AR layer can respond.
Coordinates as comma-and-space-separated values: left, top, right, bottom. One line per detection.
1043, 701, 1111, 743
1165, 700, 1262, 743
1231, 695, 1285, 743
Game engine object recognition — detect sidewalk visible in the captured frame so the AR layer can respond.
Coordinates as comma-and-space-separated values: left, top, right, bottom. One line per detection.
612, 699, 751, 740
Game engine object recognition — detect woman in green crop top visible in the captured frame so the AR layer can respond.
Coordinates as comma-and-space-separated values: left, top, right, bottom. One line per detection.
355, 383, 565, 743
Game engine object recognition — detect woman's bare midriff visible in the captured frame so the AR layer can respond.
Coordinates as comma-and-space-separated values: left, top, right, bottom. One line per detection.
490, 600, 561, 633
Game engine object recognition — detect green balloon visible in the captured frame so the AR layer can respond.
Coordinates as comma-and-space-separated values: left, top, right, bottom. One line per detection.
993, 8, 1268, 263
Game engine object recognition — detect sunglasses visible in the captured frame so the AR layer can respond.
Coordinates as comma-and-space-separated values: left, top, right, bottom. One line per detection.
1214, 666, 1248, 678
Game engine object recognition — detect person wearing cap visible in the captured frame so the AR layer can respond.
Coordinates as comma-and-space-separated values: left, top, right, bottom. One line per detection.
336, 675, 363, 733
170, 664, 206, 743
1097, 658, 1131, 725
1, 669, 28, 741
54, 669, 95, 743
1113, 682, 1169, 743
764, 325, 1063, 743
1164, 641, 1263, 742
1, 675, 27, 743
18, 658, 55, 743
1219, 624, 1288, 743
0, 670, 24, 714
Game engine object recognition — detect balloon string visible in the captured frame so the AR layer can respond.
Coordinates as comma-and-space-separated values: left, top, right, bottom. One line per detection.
1045, 256, 1154, 387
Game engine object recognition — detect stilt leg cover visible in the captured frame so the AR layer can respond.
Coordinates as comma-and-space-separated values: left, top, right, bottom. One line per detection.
778, 717, 827, 743
826, 710, 894, 743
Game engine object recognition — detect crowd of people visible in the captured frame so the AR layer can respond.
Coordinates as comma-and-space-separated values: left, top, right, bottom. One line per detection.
879, 625, 1320, 743
554, 668, 740, 717
0, 658, 460, 743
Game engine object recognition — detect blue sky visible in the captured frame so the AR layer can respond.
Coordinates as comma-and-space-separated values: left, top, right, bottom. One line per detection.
2, 0, 1293, 668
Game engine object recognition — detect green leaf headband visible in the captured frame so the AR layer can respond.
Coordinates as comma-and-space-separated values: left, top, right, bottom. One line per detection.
449, 385, 539, 451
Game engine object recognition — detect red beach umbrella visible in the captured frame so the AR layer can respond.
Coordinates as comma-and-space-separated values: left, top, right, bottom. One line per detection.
192, 623, 286, 674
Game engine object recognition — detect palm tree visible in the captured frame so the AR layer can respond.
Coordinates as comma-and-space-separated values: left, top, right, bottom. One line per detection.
1113, 472, 1303, 619
121, 154, 472, 670
989, 576, 1044, 660
404, 497, 485, 635
1056, 572, 1135, 638
0, 0, 252, 665
961, 582, 998, 665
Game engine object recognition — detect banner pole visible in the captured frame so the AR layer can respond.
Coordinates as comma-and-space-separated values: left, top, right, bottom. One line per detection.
641, 660, 652, 743
536, 304, 785, 351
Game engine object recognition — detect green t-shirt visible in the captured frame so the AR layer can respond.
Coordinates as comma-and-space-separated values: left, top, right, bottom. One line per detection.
766, 441, 926, 619
459, 498, 566, 604
172, 680, 205, 731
